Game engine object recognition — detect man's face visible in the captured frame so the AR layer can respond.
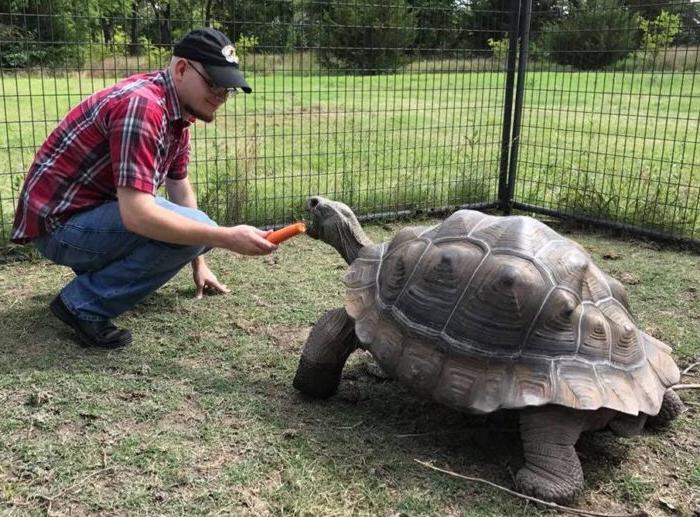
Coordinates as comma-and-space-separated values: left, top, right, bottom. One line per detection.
175, 59, 235, 123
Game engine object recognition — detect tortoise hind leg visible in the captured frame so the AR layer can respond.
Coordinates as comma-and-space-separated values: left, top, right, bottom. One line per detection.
516, 406, 587, 504
646, 389, 687, 428
293, 308, 358, 398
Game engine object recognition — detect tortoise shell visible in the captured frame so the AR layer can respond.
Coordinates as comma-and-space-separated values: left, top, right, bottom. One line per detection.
344, 210, 679, 415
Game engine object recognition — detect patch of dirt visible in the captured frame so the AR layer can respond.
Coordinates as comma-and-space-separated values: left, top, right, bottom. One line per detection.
618, 271, 641, 285
681, 286, 698, 303
231, 486, 272, 515
157, 397, 208, 433
265, 324, 310, 352
191, 443, 243, 478
602, 251, 623, 260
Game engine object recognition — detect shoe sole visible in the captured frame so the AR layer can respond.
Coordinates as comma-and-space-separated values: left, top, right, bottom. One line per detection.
50, 298, 132, 349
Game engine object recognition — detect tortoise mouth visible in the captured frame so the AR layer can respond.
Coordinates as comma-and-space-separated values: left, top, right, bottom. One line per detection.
305, 196, 322, 239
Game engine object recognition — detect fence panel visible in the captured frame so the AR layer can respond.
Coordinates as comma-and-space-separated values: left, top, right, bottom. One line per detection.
510, 0, 699, 242
2, 0, 698, 245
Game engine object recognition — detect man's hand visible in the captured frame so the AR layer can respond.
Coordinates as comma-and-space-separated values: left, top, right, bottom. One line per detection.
217, 225, 278, 255
192, 258, 230, 299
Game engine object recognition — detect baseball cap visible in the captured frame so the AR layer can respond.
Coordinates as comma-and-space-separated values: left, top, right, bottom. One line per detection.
173, 28, 251, 94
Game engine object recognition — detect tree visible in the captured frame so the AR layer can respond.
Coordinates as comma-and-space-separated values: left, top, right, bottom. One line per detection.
318, 0, 417, 73
538, 0, 641, 70
639, 10, 681, 63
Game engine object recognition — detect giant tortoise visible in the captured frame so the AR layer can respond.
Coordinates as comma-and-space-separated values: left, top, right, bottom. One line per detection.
293, 196, 685, 503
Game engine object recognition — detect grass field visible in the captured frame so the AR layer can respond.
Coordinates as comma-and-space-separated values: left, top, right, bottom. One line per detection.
0, 218, 698, 515
1, 66, 699, 242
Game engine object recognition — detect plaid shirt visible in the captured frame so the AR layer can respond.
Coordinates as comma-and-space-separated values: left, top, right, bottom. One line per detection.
11, 70, 191, 244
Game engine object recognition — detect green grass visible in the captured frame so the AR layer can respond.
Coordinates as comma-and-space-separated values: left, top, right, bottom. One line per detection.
0, 218, 698, 515
1, 66, 699, 242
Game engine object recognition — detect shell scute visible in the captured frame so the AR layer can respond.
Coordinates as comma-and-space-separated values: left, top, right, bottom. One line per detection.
396, 338, 444, 393
392, 241, 485, 333
432, 355, 487, 411
507, 358, 555, 408
577, 305, 612, 361
377, 239, 429, 307
444, 253, 549, 353
555, 361, 605, 409
434, 210, 490, 240
523, 288, 580, 356
470, 215, 561, 256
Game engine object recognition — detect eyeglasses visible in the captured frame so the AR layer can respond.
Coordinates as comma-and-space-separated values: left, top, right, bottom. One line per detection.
186, 60, 239, 97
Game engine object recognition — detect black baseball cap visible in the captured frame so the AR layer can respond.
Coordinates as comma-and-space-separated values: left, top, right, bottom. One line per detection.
173, 28, 252, 94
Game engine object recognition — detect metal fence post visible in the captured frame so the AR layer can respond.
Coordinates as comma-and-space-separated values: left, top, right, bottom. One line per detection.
504, 0, 533, 215
498, 0, 522, 211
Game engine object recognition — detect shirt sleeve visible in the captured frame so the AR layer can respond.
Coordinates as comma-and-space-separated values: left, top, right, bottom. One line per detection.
167, 127, 190, 180
108, 96, 166, 195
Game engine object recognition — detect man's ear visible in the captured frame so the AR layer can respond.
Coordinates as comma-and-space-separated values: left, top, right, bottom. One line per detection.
173, 58, 187, 80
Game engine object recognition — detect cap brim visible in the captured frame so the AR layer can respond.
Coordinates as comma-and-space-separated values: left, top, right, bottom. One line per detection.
204, 64, 252, 94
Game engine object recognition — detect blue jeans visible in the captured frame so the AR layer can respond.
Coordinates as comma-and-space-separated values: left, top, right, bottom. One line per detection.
33, 197, 215, 321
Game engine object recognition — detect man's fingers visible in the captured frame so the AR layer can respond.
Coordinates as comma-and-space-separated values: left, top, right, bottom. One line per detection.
211, 281, 230, 294
203, 280, 230, 295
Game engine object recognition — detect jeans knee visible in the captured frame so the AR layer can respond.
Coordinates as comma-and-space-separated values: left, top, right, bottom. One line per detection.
198, 211, 217, 227
184, 207, 217, 227
161, 243, 207, 262
181, 244, 208, 259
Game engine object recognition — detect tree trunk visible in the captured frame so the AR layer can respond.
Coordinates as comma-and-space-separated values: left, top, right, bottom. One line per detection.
101, 16, 115, 45
159, 3, 171, 47
129, 0, 143, 56
204, 0, 214, 27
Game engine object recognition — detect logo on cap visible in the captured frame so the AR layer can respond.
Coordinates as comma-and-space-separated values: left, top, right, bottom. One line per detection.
221, 45, 239, 64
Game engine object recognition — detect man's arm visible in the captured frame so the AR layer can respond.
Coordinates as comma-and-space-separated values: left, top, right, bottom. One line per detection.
116, 186, 276, 255
165, 176, 198, 210
164, 177, 229, 297
166, 176, 212, 273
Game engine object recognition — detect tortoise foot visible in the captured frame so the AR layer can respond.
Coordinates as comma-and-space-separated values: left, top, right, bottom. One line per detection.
515, 464, 582, 504
293, 357, 343, 398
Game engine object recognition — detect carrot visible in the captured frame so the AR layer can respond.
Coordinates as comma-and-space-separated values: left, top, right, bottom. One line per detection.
266, 222, 306, 244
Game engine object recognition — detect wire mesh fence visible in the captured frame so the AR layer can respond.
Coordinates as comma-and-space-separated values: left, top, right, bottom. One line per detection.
0, 0, 698, 244
510, 0, 700, 243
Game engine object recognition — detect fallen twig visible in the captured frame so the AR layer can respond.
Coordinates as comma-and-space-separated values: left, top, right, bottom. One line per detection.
414, 459, 647, 517
672, 384, 700, 391
681, 362, 699, 376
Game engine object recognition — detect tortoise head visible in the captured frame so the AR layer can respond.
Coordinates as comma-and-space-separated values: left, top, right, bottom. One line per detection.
306, 196, 374, 265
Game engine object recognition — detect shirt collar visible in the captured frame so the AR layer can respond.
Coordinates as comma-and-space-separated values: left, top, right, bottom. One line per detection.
161, 69, 191, 127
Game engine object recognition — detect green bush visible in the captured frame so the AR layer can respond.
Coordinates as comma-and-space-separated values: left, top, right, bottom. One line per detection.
317, 0, 416, 74
539, 0, 641, 70
0, 24, 49, 67
487, 35, 509, 63
235, 34, 259, 59
639, 10, 681, 61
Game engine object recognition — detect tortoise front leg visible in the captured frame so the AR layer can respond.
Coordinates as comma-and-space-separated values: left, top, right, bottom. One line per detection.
516, 406, 587, 504
293, 308, 358, 398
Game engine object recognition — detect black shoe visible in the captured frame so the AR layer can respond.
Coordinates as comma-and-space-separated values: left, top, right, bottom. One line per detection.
49, 296, 132, 349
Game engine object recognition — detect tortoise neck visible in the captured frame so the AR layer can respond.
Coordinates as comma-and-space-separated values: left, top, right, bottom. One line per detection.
334, 221, 373, 265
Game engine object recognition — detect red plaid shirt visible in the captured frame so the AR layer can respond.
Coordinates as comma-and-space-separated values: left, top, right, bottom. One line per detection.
11, 70, 191, 244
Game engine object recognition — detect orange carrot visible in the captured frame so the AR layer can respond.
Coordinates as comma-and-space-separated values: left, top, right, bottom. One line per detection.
266, 222, 306, 244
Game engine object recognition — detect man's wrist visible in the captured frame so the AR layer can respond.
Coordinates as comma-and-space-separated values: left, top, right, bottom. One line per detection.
192, 255, 205, 268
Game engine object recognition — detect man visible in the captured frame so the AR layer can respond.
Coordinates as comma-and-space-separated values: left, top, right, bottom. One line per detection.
11, 28, 277, 349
